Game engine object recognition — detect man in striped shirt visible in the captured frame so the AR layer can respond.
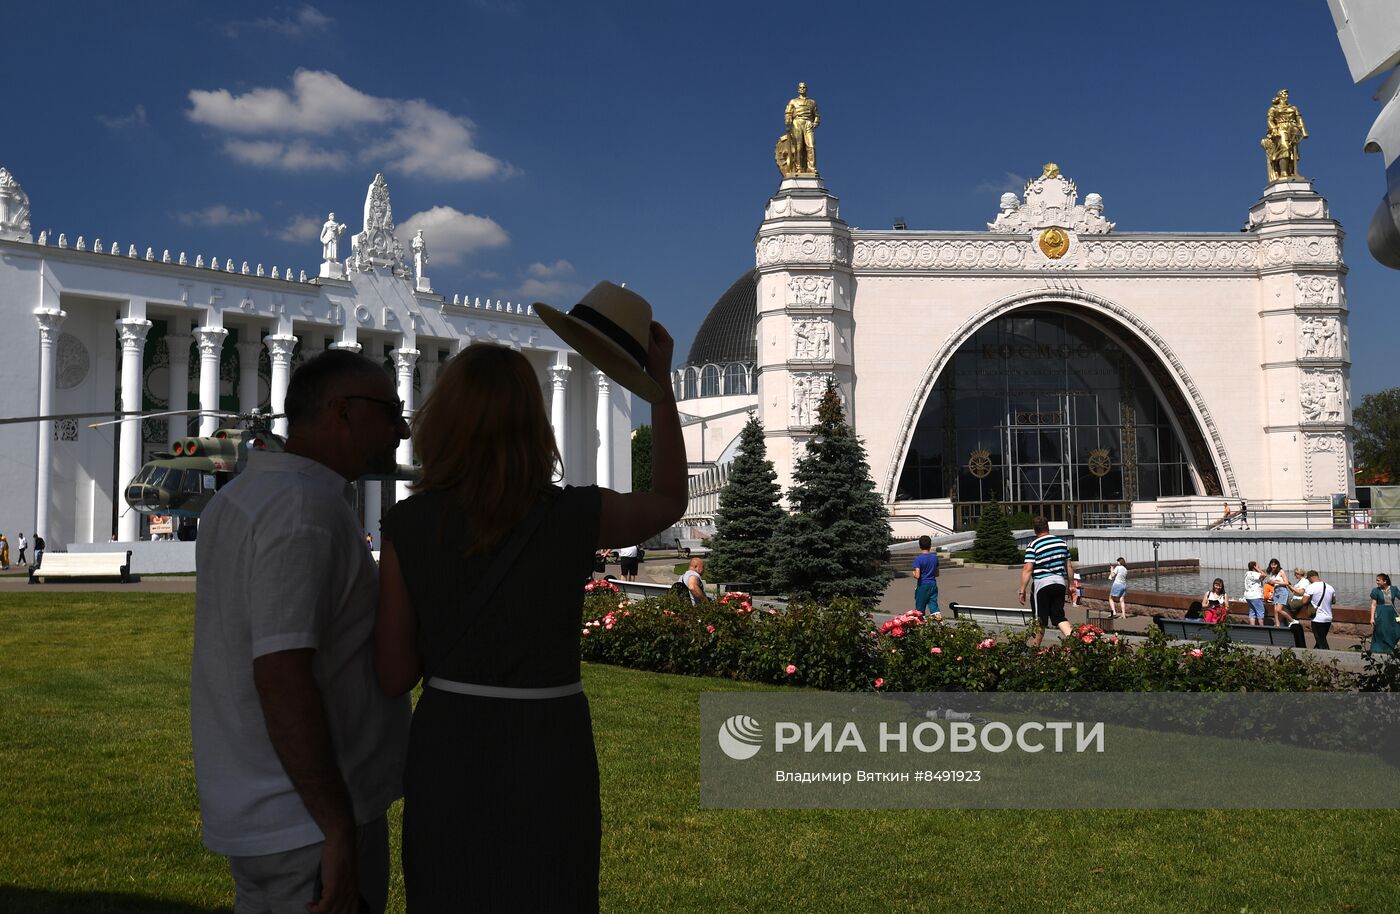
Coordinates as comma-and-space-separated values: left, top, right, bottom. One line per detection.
1018, 517, 1075, 646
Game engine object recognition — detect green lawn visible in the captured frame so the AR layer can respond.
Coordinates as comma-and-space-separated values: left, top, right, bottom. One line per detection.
2, 592, 1398, 912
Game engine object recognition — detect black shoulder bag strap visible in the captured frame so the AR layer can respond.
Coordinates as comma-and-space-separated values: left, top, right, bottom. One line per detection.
422, 492, 557, 683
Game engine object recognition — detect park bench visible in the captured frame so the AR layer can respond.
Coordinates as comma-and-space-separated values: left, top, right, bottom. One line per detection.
29, 551, 132, 584
607, 579, 674, 601
1154, 616, 1305, 648
948, 602, 1034, 628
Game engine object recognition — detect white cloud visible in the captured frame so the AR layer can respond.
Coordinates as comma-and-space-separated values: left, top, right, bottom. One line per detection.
187, 70, 513, 181
397, 206, 509, 265
973, 172, 1029, 195
225, 4, 334, 38
275, 214, 323, 242
224, 138, 348, 171
174, 205, 262, 228
97, 105, 147, 130
188, 70, 390, 134
526, 259, 575, 279
514, 277, 582, 304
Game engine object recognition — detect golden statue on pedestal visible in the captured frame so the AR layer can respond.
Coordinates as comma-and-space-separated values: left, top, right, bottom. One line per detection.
1261, 89, 1308, 183
776, 82, 820, 178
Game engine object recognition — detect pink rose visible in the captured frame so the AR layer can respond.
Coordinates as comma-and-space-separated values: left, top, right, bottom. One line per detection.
785, 664, 797, 675
706, 624, 716, 633
930, 646, 943, 655
1189, 648, 1204, 658
1081, 634, 1094, 644
873, 678, 885, 689
891, 626, 905, 638
977, 638, 995, 649
581, 628, 591, 636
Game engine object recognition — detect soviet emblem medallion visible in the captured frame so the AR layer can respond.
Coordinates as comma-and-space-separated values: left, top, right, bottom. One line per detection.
967, 448, 993, 479
1087, 447, 1112, 477
1038, 227, 1070, 259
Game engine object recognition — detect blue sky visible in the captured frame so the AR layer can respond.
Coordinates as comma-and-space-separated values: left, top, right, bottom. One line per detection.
4, 0, 1394, 416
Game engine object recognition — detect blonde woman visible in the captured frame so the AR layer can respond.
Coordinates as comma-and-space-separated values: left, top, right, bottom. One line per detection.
376, 287, 685, 912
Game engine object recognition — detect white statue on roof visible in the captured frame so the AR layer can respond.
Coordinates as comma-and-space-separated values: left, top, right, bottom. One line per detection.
0, 167, 33, 242
348, 173, 409, 277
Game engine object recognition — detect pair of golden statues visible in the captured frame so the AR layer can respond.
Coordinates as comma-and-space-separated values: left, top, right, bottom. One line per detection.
771, 83, 1308, 185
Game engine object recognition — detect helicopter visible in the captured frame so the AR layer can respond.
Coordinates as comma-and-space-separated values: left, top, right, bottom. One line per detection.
1, 406, 419, 527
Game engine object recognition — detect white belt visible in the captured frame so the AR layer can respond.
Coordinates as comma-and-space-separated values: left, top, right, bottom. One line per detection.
426, 677, 583, 700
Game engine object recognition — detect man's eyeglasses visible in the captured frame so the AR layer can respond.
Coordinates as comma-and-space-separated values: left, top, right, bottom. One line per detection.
342, 395, 407, 420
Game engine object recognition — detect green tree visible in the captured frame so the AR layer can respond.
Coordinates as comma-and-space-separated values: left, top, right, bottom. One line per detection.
971, 499, 1021, 565
706, 416, 783, 591
772, 384, 892, 604
1354, 388, 1400, 483
630, 425, 653, 491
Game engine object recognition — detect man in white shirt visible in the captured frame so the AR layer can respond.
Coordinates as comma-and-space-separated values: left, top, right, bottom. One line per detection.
192, 350, 412, 914
618, 544, 640, 581
680, 557, 707, 605
1303, 570, 1335, 650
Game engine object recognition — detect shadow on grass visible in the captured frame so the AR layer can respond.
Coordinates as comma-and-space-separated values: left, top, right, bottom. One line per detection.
0, 887, 229, 913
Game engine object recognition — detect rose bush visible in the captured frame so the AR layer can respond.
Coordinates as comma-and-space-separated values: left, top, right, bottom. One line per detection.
579, 587, 1371, 692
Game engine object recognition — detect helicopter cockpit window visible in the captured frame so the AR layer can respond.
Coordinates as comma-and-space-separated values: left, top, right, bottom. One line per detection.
145, 467, 170, 489
180, 471, 204, 495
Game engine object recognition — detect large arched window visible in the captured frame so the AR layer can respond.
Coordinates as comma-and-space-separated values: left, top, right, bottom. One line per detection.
700, 364, 721, 398
723, 363, 748, 395
682, 367, 698, 401
896, 309, 1198, 529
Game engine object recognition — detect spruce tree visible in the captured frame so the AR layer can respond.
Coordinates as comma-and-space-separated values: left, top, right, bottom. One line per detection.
630, 425, 653, 491
971, 498, 1021, 564
771, 383, 892, 603
706, 415, 783, 591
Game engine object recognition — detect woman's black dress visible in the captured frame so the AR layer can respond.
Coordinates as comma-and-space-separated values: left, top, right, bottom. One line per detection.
382, 485, 601, 913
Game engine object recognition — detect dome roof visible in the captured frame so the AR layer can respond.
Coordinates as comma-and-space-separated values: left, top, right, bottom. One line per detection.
684, 269, 757, 368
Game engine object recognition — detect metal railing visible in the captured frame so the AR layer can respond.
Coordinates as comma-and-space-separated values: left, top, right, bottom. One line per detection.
1080, 509, 1390, 531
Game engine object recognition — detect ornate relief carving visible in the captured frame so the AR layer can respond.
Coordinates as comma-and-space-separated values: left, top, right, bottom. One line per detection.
791, 318, 832, 360
55, 333, 90, 390
53, 419, 78, 442
1295, 274, 1340, 305
1299, 370, 1344, 423
0, 167, 32, 241
1302, 432, 1347, 498
1299, 316, 1340, 359
787, 275, 832, 306
790, 372, 838, 427
986, 168, 1113, 235
757, 233, 852, 267
348, 173, 409, 277
851, 238, 1259, 273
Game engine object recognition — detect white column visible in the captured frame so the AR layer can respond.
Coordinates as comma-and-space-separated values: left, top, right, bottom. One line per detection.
265, 334, 297, 438
117, 317, 152, 542
549, 354, 571, 484
392, 347, 419, 502
417, 348, 441, 400
166, 331, 193, 447
236, 336, 262, 416
194, 327, 228, 436
34, 309, 66, 544
595, 370, 612, 488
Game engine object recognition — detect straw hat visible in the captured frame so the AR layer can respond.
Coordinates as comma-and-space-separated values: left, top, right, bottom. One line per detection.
534, 281, 666, 403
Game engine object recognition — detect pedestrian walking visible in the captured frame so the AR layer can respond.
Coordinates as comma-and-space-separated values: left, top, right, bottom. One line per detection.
1107, 557, 1129, 618
1369, 573, 1400, 655
16, 532, 27, 566
618, 544, 640, 582
912, 535, 942, 621
1264, 558, 1294, 627
1303, 570, 1336, 650
1019, 517, 1074, 647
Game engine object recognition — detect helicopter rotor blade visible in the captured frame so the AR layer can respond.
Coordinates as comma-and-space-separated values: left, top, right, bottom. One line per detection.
86, 408, 239, 429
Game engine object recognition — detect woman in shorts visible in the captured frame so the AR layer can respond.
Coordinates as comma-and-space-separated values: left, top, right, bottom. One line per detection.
1108, 557, 1129, 618
1265, 558, 1294, 627
1242, 560, 1266, 626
